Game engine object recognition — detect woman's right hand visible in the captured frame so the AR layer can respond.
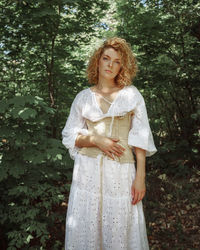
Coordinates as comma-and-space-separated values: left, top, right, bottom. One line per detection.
92, 135, 125, 160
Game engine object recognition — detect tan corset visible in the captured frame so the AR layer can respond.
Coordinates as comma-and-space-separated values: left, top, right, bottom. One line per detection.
78, 110, 135, 163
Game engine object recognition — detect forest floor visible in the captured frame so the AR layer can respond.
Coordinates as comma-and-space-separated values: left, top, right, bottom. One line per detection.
144, 165, 200, 250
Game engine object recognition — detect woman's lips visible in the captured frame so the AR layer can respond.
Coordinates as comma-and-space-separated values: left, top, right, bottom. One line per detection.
105, 70, 112, 73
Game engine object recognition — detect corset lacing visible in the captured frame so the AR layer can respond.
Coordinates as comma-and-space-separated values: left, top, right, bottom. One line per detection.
95, 92, 115, 137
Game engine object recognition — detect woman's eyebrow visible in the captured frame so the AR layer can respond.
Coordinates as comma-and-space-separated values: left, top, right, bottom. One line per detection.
103, 54, 121, 60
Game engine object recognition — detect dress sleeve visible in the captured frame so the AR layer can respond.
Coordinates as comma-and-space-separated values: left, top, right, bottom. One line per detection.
128, 91, 157, 157
62, 92, 88, 160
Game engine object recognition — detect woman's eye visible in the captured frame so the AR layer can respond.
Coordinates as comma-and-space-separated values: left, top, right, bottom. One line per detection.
103, 57, 108, 60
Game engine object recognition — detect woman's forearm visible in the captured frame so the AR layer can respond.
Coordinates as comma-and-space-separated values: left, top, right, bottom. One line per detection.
75, 134, 97, 148
131, 147, 146, 205
134, 147, 146, 179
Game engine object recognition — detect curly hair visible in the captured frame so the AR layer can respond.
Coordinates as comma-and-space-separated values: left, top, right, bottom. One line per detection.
86, 37, 138, 86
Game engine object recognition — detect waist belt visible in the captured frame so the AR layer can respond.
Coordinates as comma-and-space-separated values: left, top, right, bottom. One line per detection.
78, 110, 135, 163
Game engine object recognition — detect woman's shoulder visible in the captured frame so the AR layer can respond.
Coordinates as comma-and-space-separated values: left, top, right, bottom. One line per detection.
123, 85, 144, 100
125, 84, 140, 93
76, 87, 90, 97
73, 87, 90, 102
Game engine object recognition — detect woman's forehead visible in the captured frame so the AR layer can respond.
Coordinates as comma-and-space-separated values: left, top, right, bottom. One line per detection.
102, 48, 121, 60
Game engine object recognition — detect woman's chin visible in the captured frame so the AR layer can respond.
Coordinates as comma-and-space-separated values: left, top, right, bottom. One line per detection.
99, 74, 116, 81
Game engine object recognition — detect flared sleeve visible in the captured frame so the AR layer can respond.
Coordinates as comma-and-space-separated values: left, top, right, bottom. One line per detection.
128, 90, 157, 157
62, 92, 88, 160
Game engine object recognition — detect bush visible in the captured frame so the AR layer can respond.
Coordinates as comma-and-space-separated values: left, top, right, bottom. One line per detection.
0, 95, 71, 249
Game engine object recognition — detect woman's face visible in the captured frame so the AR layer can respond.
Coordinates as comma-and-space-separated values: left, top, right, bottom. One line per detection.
98, 48, 122, 81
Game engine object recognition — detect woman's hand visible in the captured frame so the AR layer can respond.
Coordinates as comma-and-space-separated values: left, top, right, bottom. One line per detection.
92, 135, 125, 160
131, 177, 146, 205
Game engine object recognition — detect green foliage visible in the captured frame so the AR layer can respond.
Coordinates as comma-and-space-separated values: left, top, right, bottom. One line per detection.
116, 0, 200, 169
115, 1, 200, 248
144, 165, 200, 249
0, 96, 72, 248
0, 0, 109, 247
1, 0, 199, 248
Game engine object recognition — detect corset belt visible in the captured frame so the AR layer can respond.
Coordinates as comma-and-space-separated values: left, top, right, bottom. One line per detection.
78, 111, 135, 163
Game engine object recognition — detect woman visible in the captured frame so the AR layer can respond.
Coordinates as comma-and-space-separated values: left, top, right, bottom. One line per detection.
62, 37, 157, 250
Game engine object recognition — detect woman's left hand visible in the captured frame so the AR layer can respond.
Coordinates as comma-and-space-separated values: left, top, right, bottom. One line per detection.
131, 177, 146, 205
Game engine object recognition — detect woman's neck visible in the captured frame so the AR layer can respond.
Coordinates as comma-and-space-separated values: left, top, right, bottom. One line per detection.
96, 78, 119, 93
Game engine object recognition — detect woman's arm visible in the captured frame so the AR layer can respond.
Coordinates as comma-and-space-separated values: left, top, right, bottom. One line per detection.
75, 134, 125, 160
75, 134, 96, 148
131, 147, 146, 205
134, 147, 146, 179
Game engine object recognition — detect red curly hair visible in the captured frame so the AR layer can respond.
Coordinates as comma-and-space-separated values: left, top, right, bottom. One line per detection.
86, 37, 138, 86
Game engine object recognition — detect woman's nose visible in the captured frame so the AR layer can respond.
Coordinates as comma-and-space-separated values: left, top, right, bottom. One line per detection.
108, 61, 113, 67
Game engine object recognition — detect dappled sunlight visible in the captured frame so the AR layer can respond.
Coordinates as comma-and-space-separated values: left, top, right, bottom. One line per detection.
1, 0, 199, 249
67, 215, 77, 229
93, 121, 106, 134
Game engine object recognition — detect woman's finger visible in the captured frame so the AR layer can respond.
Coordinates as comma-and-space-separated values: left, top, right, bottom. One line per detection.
110, 148, 122, 157
138, 193, 144, 202
132, 190, 146, 205
113, 145, 124, 154
114, 144, 126, 153
105, 151, 115, 160
131, 186, 135, 197
132, 191, 139, 205
110, 138, 125, 152
136, 191, 146, 204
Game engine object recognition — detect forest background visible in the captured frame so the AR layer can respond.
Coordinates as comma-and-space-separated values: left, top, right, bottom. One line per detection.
0, 0, 199, 249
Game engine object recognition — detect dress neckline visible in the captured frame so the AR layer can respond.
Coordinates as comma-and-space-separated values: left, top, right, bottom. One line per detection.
89, 86, 126, 115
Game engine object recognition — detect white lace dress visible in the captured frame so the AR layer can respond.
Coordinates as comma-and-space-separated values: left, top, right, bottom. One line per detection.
62, 85, 157, 250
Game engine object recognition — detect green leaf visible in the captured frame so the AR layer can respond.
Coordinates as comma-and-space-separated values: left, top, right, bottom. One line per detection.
26, 234, 34, 244
11, 96, 26, 107
18, 108, 37, 120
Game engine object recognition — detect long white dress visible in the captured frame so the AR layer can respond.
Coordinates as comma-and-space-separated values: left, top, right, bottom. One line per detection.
62, 85, 157, 250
